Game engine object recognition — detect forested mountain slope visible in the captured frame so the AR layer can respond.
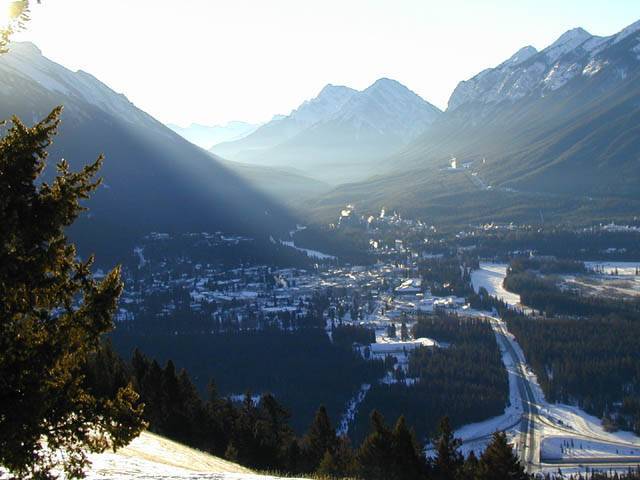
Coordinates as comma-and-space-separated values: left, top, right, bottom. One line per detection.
0, 42, 298, 261
310, 20, 640, 226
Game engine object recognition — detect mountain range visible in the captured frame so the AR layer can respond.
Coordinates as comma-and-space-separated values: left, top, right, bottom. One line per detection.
3, 19, 639, 243
212, 79, 441, 183
310, 19, 640, 227
0, 42, 300, 262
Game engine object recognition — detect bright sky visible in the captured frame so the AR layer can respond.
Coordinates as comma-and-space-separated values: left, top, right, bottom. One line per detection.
13, 0, 640, 126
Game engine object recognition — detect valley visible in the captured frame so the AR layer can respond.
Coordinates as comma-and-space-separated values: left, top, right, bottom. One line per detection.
94, 211, 640, 477
2, 5, 640, 479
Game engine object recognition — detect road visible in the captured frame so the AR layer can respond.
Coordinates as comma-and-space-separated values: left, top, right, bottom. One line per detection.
492, 320, 539, 472
489, 316, 640, 474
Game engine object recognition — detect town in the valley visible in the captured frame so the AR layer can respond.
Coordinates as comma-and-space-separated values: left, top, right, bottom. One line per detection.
108, 204, 640, 476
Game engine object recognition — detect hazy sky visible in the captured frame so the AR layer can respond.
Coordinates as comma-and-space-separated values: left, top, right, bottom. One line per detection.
13, 0, 640, 126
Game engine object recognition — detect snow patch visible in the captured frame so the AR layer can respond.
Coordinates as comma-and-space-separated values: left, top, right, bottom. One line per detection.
582, 58, 607, 76
470, 263, 521, 307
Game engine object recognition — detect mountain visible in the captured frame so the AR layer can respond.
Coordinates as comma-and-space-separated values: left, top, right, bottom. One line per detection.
167, 121, 260, 149
212, 84, 356, 160
212, 79, 441, 184
310, 20, 640, 226
220, 157, 331, 205
0, 42, 297, 262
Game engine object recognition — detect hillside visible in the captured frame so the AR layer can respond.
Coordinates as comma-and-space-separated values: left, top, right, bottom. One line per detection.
309, 20, 640, 226
219, 157, 331, 205
0, 42, 299, 262
84, 431, 301, 479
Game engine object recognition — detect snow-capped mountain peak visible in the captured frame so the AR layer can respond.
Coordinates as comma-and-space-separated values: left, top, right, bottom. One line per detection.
447, 19, 640, 111
504, 46, 538, 66
285, 83, 356, 127
543, 27, 592, 62
318, 77, 441, 141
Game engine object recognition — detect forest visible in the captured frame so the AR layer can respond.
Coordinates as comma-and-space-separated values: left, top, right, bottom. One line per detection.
84, 343, 534, 479
506, 312, 640, 434
110, 328, 384, 434
458, 228, 640, 261
418, 256, 476, 297
503, 259, 640, 318
349, 314, 508, 443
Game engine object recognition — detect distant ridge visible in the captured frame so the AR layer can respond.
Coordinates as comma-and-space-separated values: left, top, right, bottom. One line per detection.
212, 79, 441, 184
0, 42, 298, 261
311, 19, 640, 227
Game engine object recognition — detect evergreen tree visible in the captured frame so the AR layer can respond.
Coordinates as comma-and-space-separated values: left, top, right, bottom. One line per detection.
254, 393, 294, 471
477, 431, 528, 480
301, 405, 338, 472
459, 450, 479, 480
316, 436, 357, 479
432, 416, 463, 480
356, 410, 395, 480
390, 415, 428, 479
0, 109, 145, 478
357, 411, 428, 480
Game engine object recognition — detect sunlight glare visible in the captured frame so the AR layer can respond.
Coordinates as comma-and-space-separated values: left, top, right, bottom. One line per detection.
0, 0, 22, 30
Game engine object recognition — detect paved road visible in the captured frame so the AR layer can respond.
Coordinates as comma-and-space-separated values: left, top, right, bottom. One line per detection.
493, 321, 538, 472
491, 317, 640, 474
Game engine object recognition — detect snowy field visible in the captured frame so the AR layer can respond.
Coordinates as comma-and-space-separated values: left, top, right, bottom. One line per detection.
560, 261, 640, 299
279, 240, 335, 260
542, 436, 640, 461
1, 432, 304, 480
470, 263, 521, 307
84, 432, 301, 480
462, 261, 640, 474
585, 261, 640, 276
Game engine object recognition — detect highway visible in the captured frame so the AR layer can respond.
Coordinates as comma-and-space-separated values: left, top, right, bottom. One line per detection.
493, 320, 539, 472
490, 316, 640, 474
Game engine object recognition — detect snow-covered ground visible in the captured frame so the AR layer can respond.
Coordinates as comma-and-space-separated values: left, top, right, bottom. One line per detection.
470, 262, 521, 306
464, 263, 640, 473
337, 383, 371, 436
133, 247, 147, 269
1, 432, 304, 480
542, 436, 640, 461
585, 261, 640, 276
454, 319, 522, 456
279, 240, 335, 260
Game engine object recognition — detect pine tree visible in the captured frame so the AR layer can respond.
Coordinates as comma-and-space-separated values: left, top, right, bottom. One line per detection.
254, 393, 294, 471
390, 415, 428, 479
477, 431, 528, 480
356, 410, 395, 480
316, 436, 356, 479
0, 109, 145, 478
432, 416, 463, 480
459, 450, 479, 480
302, 405, 338, 472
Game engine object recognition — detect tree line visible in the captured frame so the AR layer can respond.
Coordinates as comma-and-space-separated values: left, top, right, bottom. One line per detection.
84, 343, 530, 479
349, 313, 509, 444
504, 260, 640, 318
506, 312, 640, 434
111, 328, 384, 434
